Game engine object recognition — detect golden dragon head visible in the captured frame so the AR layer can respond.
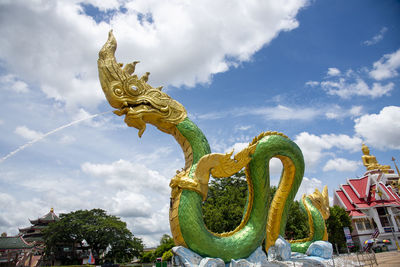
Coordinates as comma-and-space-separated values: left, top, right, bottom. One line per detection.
98, 31, 187, 137
308, 186, 330, 220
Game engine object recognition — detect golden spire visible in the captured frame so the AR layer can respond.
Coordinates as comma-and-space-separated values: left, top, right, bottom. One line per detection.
50, 207, 54, 213
392, 157, 400, 177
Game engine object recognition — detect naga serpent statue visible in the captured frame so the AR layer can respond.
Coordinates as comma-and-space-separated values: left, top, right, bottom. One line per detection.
289, 186, 330, 253
98, 31, 329, 262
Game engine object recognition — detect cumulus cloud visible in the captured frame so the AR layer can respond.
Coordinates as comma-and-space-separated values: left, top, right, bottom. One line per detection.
81, 159, 170, 193
249, 105, 319, 121
0, 0, 308, 111
0, 74, 29, 93
354, 106, 400, 150
327, 67, 341, 76
369, 48, 400, 80
294, 132, 362, 169
295, 177, 324, 200
364, 27, 387, 46
309, 48, 400, 100
324, 105, 363, 119
323, 158, 361, 172
305, 80, 319, 87
321, 78, 394, 99
111, 191, 152, 218
14, 126, 43, 140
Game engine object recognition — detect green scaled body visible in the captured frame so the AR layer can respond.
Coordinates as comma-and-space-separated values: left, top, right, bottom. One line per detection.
174, 118, 305, 262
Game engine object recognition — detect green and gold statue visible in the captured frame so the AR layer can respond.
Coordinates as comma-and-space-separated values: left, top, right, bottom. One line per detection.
98, 31, 330, 263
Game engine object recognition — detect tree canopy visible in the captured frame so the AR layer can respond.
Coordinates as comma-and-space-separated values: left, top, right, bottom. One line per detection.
201, 170, 309, 240
43, 209, 143, 264
202, 170, 248, 233
284, 200, 309, 240
326, 205, 352, 252
139, 234, 174, 263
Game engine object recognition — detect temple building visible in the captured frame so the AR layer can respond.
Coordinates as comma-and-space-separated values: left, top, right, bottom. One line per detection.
0, 208, 59, 267
19, 208, 59, 244
334, 144, 400, 251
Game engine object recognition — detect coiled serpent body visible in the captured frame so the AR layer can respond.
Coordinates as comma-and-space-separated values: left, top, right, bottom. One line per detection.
97, 30, 329, 263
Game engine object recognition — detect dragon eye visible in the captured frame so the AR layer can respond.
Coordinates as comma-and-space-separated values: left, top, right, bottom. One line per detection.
114, 88, 123, 96
131, 85, 138, 91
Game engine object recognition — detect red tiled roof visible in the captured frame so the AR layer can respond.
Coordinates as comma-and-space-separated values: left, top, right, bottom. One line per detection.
336, 190, 355, 211
348, 176, 369, 198
336, 173, 400, 218
379, 183, 396, 201
387, 187, 400, 203
342, 184, 363, 204
349, 210, 366, 217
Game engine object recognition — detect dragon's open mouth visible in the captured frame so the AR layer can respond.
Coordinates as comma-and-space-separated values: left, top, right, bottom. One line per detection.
114, 99, 160, 116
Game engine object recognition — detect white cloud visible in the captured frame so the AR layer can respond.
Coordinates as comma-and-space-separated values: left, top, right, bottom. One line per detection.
294, 132, 362, 169
227, 142, 249, 153
81, 159, 170, 193
364, 27, 387, 46
327, 67, 341, 76
354, 106, 400, 150
369, 48, 400, 80
294, 177, 323, 200
321, 78, 393, 99
349, 106, 363, 117
0, 0, 308, 111
198, 104, 362, 122
0, 74, 29, 93
323, 158, 361, 172
250, 105, 319, 121
59, 135, 76, 144
305, 81, 319, 87
294, 132, 332, 169
14, 126, 43, 140
324, 105, 364, 120
111, 191, 152, 218
235, 125, 252, 131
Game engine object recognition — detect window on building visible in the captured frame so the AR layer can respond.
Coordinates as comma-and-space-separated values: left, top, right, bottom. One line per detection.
377, 207, 393, 227
364, 220, 372, 230
356, 221, 365, 231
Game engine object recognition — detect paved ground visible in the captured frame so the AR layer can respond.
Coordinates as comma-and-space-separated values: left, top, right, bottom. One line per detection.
375, 251, 400, 266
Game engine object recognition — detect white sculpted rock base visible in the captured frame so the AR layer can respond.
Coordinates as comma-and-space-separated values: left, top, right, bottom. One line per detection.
172, 237, 335, 267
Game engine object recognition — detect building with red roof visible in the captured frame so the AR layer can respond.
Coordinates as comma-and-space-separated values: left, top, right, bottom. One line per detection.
334, 145, 400, 251
0, 208, 59, 267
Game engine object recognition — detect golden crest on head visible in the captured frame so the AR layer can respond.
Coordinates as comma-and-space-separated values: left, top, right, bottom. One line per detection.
308, 186, 330, 220
97, 31, 187, 137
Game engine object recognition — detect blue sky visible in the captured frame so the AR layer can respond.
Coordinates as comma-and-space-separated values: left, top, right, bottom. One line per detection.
0, 0, 399, 247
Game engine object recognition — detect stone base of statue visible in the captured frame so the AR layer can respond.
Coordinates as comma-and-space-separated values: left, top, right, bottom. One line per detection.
172, 237, 335, 267
172, 246, 282, 267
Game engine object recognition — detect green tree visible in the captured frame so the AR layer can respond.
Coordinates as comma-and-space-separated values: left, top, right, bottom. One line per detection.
284, 200, 309, 240
201, 169, 310, 242
202, 170, 248, 233
162, 250, 173, 261
43, 209, 143, 264
140, 250, 156, 263
326, 205, 352, 252
154, 234, 174, 257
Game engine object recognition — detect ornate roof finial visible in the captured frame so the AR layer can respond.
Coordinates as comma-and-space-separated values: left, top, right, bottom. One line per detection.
392, 157, 400, 177
50, 207, 54, 213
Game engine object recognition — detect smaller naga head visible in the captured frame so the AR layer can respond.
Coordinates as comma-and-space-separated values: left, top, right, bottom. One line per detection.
98, 31, 187, 137
308, 186, 330, 220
